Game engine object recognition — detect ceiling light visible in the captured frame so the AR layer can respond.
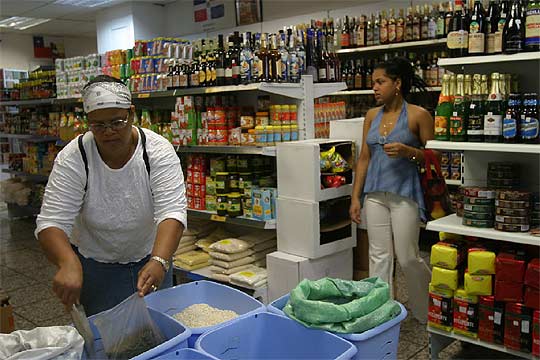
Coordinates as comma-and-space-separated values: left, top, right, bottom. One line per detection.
0, 17, 51, 30
53, 0, 115, 7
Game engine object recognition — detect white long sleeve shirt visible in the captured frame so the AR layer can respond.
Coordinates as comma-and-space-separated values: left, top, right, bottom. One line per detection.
35, 127, 187, 263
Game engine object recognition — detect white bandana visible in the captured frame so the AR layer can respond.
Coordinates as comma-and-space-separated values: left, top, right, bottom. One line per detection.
82, 82, 131, 113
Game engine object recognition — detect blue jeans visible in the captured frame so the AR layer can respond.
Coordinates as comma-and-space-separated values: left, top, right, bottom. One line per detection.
74, 247, 173, 316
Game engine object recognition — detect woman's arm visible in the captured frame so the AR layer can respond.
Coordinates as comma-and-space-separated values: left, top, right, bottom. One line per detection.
350, 109, 375, 224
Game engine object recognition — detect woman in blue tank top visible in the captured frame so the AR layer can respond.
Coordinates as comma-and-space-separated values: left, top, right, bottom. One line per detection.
349, 57, 434, 323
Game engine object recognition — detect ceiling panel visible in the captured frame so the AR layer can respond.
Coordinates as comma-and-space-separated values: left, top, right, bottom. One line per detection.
22, 4, 99, 19
15, 18, 97, 36
0, 1, 51, 17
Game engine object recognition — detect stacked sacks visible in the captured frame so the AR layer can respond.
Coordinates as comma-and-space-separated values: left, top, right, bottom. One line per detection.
173, 220, 217, 270
495, 252, 526, 303
465, 247, 495, 296
195, 226, 235, 253
209, 239, 255, 283
230, 266, 268, 289
238, 230, 277, 268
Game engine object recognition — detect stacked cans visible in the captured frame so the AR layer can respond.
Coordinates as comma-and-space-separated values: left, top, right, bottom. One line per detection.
462, 187, 496, 228
532, 193, 540, 228
495, 191, 531, 232
487, 162, 520, 190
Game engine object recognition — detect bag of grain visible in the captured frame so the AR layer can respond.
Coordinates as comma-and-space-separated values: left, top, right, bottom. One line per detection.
209, 239, 252, 254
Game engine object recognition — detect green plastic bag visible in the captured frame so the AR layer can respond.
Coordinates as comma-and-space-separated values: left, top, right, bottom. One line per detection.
283, 277, 402, 334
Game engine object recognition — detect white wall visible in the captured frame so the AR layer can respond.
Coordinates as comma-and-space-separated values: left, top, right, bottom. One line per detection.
95, 2, 135, 53
0, 33, 97, 71
132, 2, 167, 41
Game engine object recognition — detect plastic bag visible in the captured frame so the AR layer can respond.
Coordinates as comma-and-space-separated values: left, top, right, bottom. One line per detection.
210, 264, 252, 275
230, 266, 267, 287
174, 244, 197, 255
175, 250, 210, 266
283, 277, 401, 334
174, 259, 209, 271
320, 147, 350, 173
209, 238, 252, 254
92, 293, 165, 359
0, 326, 84, 360
209, 249, 254, 262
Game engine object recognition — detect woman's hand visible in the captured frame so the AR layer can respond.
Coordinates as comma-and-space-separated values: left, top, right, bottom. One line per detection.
137, 260, 166, 297
52, 257, 83, 309
383, 142, 412, 159
350, 199, 362, 224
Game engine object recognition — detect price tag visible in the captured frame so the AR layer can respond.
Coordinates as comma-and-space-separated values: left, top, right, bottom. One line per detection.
210, 214, 226, 222
137, 93, 150, 98
522, 320, 530, 334
494, 311, 502, 325
433, 298, 441, 307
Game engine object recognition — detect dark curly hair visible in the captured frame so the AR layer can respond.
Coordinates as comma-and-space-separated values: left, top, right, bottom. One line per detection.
375, 57, 428, 98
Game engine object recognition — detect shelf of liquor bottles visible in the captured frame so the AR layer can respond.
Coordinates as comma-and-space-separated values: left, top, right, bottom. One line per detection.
336, 38, 447, 54
332, 87, 442, 96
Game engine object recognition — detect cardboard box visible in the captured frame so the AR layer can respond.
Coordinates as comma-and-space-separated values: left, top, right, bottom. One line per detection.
267, 249, 353, 302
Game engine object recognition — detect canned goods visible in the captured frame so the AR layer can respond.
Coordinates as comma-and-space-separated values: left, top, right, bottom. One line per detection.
464, 212, 495, 221
463, 187, 497, 199
495, 199, 531, 209
463, 218, 495, 228
464, 204, 494, 213
464, 197, 495, 205
495, 215, 529, 224
496, 207, 530, 217
498, 191, 531, 202
495, 222, 530, 232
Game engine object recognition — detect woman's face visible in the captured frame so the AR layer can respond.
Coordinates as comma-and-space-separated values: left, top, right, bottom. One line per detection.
372, 68, 401, 105
87, 106, 134, 151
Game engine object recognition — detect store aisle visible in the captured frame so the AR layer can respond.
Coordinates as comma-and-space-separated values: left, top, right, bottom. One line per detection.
0, 206, 522, 359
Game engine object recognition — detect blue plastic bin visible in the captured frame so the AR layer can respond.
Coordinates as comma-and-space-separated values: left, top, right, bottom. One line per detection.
84, 307, 191, 360
267, 294, 408, 360
195, 312, 357, 360
145, 280, 265, 347
150, 347, 219, 360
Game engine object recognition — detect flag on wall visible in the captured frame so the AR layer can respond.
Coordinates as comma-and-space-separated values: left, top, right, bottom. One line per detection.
194, 0, 224, 23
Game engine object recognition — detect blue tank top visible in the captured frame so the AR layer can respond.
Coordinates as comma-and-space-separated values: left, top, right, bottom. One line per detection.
363, 101, 426, 220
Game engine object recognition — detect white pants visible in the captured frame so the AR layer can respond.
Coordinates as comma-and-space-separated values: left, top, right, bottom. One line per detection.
365, 191, 431, 323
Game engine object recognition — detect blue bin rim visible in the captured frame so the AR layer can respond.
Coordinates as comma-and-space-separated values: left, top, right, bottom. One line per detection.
156, 347, 220, 359
88, 307, 192, 360
145, 280, 266, 335
267, 293, 408, 341
194, 311, 358, 360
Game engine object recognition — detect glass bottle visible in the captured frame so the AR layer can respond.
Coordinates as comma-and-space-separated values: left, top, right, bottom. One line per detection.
445, 1, 455, 37
450, 74, 468, 141
525, 0, 540, 50
484, 73, 505, 143
373, 12, 381, 45
358, 15, 367, 47
367, 14, 374, 46
296, 30, 306, 77
468, 74, 485, 142
240, 32, 253, 84
380, 10, 389, 44
388, 8, 397, 43
413, 5, 422, 40
269, 34, 281, 82
232, 32, 241, 85
435, 73, 454, 140
447, 0, 469, 57
224, 38, 233, 86
397, 8, 405, 42
486, 0, 501, 54
503, 0, 525, 53
421, 4, 430, 40
306, 28, 319, 82
341, 16, 351, 48
252, 33, 262, 82
350, 17, 358, 47
215, 34, 226, 86
521, 93, 540, 143
259, 33, 271, 82
503, 93, 522, 143
278, 32, 289, 83
317, 30, 327, 83
428, 4, 438, 39
354, 59, 363, 90
437, 2, 446, 39
405, 7, 414, 41
326, 32, 338, 82
468, 0, 487, 55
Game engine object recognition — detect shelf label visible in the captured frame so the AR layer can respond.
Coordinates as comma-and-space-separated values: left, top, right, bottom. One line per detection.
210, 214, 226, 222
137, 93, 150, 98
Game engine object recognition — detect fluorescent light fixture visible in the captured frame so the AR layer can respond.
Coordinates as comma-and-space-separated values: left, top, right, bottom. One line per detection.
53, 0, 115, 7
0, 17, 51, 30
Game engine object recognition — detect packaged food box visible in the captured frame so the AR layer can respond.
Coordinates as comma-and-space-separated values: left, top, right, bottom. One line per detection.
496, 253, 526, 283
453, 288, 479, 338
428, 283, 454, 332
495, 280, 523, 303
504, 303, 532, 352
465, 271, 493, 296
431, 241, 464, 270
431, 266, 459, 291
526, 259, 540, 289
478, 296, 505, 345
468, 249, 496, 275
533, 310, 540, 357
525, 287, 540, 310
252, 188, 277, 221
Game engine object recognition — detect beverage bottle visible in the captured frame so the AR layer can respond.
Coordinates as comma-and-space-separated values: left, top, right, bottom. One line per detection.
428, 4, 438, 39
435, 74, 454, 140
468, 74, 485, 142
354, 59, 363, 90
447, 0, 469, 57
486, 0, 501, 54
240, 32, 253, 84
342, 60, 352, 89
333, 18, 342, 50
365, 59, 373, 89
503, 0, 525, 53
520, 93, 540, 143
413, 5, 422, 40
326, 31, 338, 82
367, 14, 374, 46
306, 28, 319, 82
358, 15, 367, 47
503, 93, 522, 143
198, 53, 207, 87
259, 33, 271, 82
166, 60, 174, 89
468, 0, 487, 55
525, 0, 540, 50
445, 1, 455, 37
350, 17, 358, 47
269, 34, 281, 82
317, 30, 327, 83
215, 34, 226, 86
341, 16, 351, 48
224, 38, 233, 86
232, 32, 241, 85
388, 9, 397, 43
405, 7, 414, 41
374, 12, 381, 45
190, 58, 200, 88
278, 32, 289, 82
450, 74, 468, 141
421, 4, 430, 40
484, 73, 505, 143
380, 10, 389, 44
397, 8, 405, 42
252, 33, 262, 81
437, 2, 446, 39
296, 30, 306, 76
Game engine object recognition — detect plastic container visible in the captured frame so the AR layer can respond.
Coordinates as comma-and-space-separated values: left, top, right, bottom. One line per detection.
145, 281, 265, 347
83, 307, 191, 360
267, 294, 408, 360
150, 347, 219, 360
195, 312, 357, 360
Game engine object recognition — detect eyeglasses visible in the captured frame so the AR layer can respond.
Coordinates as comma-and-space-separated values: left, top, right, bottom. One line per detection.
88, 115, 129, 133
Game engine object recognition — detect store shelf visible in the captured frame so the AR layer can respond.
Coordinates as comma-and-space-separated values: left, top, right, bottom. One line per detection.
438, 51, 540, 67
445, 179, 462, 186
426, 140, 540, 154
428, 326, 536, 360
55, 97, 83, 104
188, 209, 276, 229
426, 214, 539, 246
176, 145, 276, 156
2, 169, 49, 182
331, 87, 441, 96
336, 38, 447, 54
319, 184, 353, 201
0, 98, 55, 106
313, 82, 347, 98
0, 133, 59, 142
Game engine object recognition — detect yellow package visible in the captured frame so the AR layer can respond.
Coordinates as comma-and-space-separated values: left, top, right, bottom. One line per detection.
453, 288, 479, 338
174, 250, 210, 266
431, 266, 459, 291
439, 232, 464, 242
195, 238, 216, 252
173, 260, 209, 271
464, 272, 492, 296
431, 242, 462, 270
468, 249, 496, 275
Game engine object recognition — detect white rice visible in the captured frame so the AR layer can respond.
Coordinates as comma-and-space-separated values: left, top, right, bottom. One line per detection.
173, 303, 239, 328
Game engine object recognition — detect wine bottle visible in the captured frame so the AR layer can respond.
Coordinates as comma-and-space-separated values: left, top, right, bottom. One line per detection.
486, 0, 501, 54
447, 0, 469, 57
503, 0, 525, 53
435, 74, 454, 140
468, 0, 487, 55
484, 73, 505, 143
525, 0, 540, 50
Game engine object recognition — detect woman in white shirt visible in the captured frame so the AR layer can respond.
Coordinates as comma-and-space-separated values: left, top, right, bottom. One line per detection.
36, 75, 187, 315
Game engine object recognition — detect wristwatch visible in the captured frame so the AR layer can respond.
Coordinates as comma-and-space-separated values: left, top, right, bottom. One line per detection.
151, 256, 170, 272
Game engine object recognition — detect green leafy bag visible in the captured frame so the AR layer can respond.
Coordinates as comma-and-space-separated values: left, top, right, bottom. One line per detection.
283, 277, 402, 334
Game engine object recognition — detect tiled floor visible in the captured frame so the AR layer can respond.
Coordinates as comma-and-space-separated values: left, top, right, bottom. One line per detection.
0, 204, 524, 359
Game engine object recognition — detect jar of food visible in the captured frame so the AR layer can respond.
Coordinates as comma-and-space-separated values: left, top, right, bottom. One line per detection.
215, 172, 230, 194
227, 193, 242, 217
281, 105, 290, 125
239, 172, 253, 190
289, 104, 298, 125
240, 107, 255, 130
214, 106, 226, 126
282, 125, 291, 142
217, 194, 229, 216
290, 125, 299, 141
271, 105, 281, 125
256, 111, 269, 126
237, 157, 249, 172
247, 129, 256, 146
229, 172, 239, 192
255, 126, 267, 146
273, 125, 282, 143
226, 155, 237, 172
266, 125, 275, 145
